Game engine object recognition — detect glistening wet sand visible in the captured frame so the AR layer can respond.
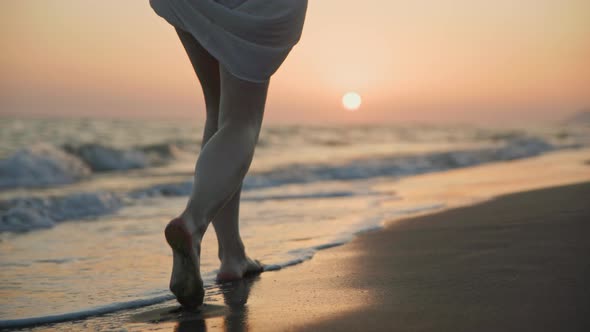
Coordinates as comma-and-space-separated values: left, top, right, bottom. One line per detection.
118, 181, 590, 332
292, 182, 590, 331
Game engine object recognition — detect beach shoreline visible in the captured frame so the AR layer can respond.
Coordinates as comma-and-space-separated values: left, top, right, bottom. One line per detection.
111, 181, 590, 332
7, 149, 590, 331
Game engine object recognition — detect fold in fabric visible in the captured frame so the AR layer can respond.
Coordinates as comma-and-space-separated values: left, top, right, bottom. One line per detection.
150, 0, 308, 82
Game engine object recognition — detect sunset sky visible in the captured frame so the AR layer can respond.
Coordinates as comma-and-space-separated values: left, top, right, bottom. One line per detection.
1, 0, 589, 124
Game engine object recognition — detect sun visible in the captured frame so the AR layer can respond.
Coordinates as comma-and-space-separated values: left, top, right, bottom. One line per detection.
342, 92, 362, 111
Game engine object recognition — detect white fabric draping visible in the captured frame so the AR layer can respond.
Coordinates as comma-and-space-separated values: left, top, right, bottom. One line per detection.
150, 0, 308, 82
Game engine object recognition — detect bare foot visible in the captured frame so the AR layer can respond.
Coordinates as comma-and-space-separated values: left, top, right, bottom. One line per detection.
217, 256, 264, 282
164, 218, 204, 309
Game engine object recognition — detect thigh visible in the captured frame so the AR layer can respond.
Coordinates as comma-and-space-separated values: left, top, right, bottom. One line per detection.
218, 66, 269, 129
176, 28, 220, 97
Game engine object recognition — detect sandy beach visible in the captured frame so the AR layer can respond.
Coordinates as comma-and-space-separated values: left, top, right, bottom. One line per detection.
294, 181, 590, 331
87, 150, 588, 332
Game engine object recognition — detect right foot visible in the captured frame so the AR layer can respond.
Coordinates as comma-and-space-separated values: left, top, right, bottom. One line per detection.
165, 218, 204, 309
217, 256, 264, 282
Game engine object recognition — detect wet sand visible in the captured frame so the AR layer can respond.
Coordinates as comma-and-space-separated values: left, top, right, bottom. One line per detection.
291, 182, 590, 332
125, 181, 590, 332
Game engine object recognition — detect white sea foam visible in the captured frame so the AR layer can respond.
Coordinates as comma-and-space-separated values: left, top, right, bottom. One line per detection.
64, 144, 148, 172
62, 142, 186, 172
0, 192, 122, 233
0, 143, 186, 190
0, 137, 560, 233
133, 136, 556, 197
247, 137, 554, 186
0, 130, 568, 192
0, 144, 91, 189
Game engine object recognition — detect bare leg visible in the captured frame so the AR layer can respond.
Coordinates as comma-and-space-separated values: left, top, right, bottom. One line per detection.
175, 29, 261, 281
214, 184, 264, 281
166, 28, 220, 308
175, 28, 220, 136
181, 65, 268, 239
167, 29, 268, 307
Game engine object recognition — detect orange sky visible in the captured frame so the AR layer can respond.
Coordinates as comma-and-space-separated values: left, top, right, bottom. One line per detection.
1, 1, 589, 124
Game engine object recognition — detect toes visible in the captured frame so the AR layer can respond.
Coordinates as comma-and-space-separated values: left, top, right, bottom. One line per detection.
243, 259, 264, 277
251, 259, 264, 272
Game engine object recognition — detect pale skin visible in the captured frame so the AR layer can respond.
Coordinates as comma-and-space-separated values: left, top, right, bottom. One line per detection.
166, 28, 266, 308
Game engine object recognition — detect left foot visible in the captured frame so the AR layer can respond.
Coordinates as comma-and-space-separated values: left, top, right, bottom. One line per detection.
165, 218, 204, 309
216, 256, 264, 282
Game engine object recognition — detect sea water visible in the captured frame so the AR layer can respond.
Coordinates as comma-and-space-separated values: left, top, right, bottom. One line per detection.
0, 117, 586, 328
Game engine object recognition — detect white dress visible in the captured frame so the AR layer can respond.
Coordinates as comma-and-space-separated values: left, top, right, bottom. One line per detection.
150, 0, 308, 82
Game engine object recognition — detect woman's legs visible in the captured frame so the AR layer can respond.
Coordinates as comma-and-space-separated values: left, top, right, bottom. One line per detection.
176, 28, 262, 276
181, 65, 268, 238
171, 28, 268, 305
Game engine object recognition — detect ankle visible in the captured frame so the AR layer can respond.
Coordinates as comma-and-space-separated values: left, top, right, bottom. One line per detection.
220, 246, 247, 264
179, 211, 208, 238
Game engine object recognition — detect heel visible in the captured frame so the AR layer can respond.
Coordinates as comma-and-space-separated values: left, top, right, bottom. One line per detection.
165, 217, 204, 308
165, 218, 192, 253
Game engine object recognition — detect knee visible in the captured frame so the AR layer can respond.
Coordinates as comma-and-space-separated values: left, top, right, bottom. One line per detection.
220, 121, 260, 147
202, 121, 218, 145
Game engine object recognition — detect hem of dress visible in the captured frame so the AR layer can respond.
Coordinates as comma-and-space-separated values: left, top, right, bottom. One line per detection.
150, 0, 275, 84
225, 70, 271, 84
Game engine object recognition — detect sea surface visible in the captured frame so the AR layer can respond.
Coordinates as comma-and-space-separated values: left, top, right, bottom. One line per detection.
0, 117, 587, 329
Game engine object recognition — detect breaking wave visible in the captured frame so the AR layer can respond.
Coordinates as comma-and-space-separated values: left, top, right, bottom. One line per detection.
0, 192, 122, 233
0, 143, 184, 190
0, 144, 91, 189
0, 136, 560, 233
135, 137, 556, 197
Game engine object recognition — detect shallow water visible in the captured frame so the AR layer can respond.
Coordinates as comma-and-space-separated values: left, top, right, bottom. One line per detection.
0, 117, 587, 327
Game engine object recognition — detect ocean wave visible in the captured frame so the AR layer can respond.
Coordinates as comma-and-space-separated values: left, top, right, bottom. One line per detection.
0, 192, 122, 233
245, 136, 554, 188
63, 144, 148, 172
0, 144, 91, 189
0, 137, 555, 233
63, 142, 187, 172
130, 137, 555, 198
0, 136, 562, 192
0, 143, 184, 190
